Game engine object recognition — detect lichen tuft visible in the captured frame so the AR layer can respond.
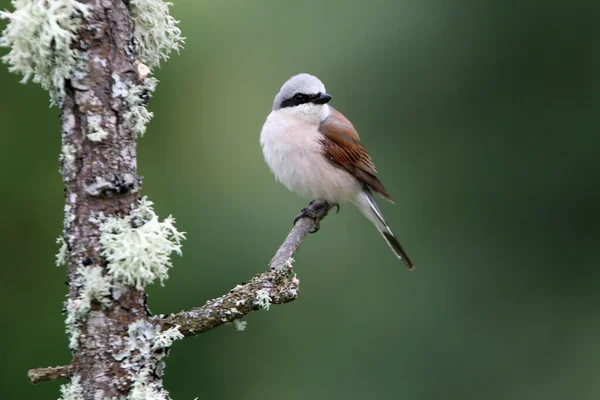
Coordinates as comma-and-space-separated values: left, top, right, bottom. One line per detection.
76, 265, 113, 313
123, 76, 158, 137
113, 320, 180, 399
55, 236, 68, 266
58, 374, 83, 400
64, 266, 112, 350
0, 0, 89, 105
152, 325, 183, 350
87, 115, 109, 141
254, 289, 271, 311
99, 196, 185, 289
129, 368, 170, 400
129, 0, 184, 69
234, 319, 247, 331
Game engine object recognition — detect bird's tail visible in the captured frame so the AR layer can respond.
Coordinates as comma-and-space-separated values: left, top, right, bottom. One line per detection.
353, 190, 414, 269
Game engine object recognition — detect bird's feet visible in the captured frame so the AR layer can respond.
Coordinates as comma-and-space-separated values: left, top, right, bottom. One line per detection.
333, 203, 340, 214
293, 200, 339, 233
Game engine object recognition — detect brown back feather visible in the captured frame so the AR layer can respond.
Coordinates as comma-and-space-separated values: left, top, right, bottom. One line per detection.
318, 107, 394, 202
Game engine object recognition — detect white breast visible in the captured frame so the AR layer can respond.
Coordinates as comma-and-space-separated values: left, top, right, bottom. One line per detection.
260, 106, 361, 203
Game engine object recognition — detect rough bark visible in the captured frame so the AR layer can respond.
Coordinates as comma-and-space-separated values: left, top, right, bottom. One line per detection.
59, 1, 146, 398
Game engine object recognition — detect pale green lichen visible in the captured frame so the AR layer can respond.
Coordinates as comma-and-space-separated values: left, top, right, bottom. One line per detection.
225, 307, 240, 315
0, 0, 89, 105
234, 320, 247, 332
288, 274, 299, 298
99, 196, 185, 290
112, 72, 129, 98
58, 374, 83, 400
129, 0, 184, 68
112, 71, 158, 137
64, 298, 80, 349
87, 126, 108, 141
61, 143, 76, 164
254, 290, 271, 311
64, 266, 112, 350
76, 266, 113, 312
113, 320, 179, 399
152, 325, 183, 350
60, 143, 78, 182
84, 177, 112, 196
129, 368, 170, 400
55, 236, 68, 266
114, 319, 158, 363
87, 115, 109, 141
123, 76, 158, 137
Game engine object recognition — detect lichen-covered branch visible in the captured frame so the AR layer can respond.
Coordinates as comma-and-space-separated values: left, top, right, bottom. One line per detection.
26, 200, 333, 384
156, 200, 333, 336
28, 364, 74, 384
156, 265, 299, 336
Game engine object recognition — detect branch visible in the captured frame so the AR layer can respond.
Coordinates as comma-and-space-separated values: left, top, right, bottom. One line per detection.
28, 364, 73, 384
156, 200, 334, 336
26, 200, 333, 382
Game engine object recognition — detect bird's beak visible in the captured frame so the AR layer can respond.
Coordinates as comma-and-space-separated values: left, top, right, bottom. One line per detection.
312, 92, 332, 105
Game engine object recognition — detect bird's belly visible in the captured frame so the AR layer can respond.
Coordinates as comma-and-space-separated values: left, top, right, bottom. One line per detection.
262, 132, 360, 203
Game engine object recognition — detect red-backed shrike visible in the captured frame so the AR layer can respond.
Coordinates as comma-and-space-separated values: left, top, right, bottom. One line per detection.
260, 73, 414, 268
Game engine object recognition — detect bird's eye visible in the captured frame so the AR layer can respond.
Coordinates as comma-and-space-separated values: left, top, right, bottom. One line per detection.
280, 92, 311, 108
294, 93, 307, 102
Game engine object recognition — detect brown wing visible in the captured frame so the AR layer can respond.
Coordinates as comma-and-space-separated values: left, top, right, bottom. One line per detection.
318, 107, 393, 202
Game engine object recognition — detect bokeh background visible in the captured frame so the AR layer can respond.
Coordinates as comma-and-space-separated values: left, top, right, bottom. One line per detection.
1, 0, 599, 399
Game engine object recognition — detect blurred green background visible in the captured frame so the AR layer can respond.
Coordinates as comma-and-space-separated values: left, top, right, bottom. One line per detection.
1, 0, 599, 399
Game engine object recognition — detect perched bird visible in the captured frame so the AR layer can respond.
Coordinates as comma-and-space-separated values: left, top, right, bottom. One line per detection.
260, 73, 414, 269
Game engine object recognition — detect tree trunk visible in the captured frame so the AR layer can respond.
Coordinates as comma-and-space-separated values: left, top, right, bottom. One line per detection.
60, 1, 156, 398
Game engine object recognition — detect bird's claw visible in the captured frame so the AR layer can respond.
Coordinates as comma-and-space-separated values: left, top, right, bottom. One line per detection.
309, 222, 321, 234
292, 200, 337, 233
293, 208, 309, 226
293, 206, 322, 231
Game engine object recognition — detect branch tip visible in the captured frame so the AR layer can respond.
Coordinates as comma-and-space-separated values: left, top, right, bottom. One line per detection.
28, 364, 73, 384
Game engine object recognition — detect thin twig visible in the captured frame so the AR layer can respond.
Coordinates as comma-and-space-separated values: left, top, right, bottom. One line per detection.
269, 200, 333, 269
28, 364, 74, 384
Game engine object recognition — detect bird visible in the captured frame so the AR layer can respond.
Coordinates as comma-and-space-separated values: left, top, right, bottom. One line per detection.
260, 73, 414, 269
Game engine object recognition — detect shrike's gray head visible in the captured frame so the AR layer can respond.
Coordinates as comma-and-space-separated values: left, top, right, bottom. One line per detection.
272, 73, 332, 111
